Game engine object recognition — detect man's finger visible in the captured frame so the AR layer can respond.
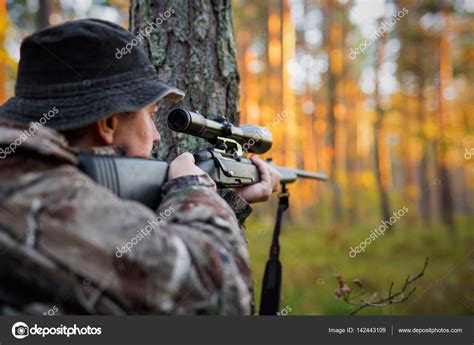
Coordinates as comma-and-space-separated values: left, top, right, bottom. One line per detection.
250, 156, 272, 194
175, 152, 195, 164
266, 163, 281, 192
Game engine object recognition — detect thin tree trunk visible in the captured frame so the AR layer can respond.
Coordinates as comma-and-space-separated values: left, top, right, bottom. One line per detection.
36, 0, 51, 30
0, 0, 7, 103
373, 21, 391, 223
341, 1, 357, 224
400, 97, 416, 223
435, 0, 456, 234
130, 0, 240, 160
324, 3, 342, 223
416, 43, 432, 224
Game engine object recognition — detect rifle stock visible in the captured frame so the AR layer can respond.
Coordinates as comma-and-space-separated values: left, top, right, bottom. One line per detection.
77, 154, 168, 210
77, 152, 327, 210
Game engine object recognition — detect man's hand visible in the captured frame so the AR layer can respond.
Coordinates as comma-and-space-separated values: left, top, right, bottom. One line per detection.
233, 156, 282, 203
168, 153, 216, 190
168, 153, 281, 202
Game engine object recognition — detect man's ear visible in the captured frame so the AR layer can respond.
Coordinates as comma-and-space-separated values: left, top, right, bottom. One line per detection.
96, 115, 119, 145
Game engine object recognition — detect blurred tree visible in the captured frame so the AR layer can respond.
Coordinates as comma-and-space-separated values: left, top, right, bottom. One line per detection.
396, 0, 437, 225
36, 0, 51, 30
130, 0, 240, 161
373, 18, 392, 224
0, 0, 6, 103
435, 0, 456, 234
324, 1, 342, 223
340, 1, 359, 224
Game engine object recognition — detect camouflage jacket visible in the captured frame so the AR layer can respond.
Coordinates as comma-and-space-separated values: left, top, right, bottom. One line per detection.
0, 120, 254, 315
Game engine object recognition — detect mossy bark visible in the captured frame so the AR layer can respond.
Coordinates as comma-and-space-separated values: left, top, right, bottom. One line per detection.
130, 0, 240, 161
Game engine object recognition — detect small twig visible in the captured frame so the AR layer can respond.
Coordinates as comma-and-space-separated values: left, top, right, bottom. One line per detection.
336, 257, 429, 315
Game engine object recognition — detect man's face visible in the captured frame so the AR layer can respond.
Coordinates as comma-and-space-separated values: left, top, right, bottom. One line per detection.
113, 102, 160, 158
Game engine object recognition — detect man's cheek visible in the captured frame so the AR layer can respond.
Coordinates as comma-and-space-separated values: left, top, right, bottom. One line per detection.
125, 136, 152, 158
136, 127, 154, 155
118, 115, 156, 158
140, 128, 153, 140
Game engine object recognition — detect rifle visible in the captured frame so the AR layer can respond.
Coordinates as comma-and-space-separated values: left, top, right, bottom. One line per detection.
77, 108, 328, 315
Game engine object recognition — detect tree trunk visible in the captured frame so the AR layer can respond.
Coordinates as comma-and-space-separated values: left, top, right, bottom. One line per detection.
0, 0, 7, 103
130, 0, 240, 161
373, 21, 392, 224
415, 43, 432, 225
435, 0, 456, 235
324, 3, 342, 223
36, 0, 51, 30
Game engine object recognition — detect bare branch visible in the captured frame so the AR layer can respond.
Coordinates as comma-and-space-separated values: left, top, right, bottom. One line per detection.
335, 257, 429, 315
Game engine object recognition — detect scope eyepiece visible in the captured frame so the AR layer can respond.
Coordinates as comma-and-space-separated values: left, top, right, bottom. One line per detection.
167, 109, 192, 132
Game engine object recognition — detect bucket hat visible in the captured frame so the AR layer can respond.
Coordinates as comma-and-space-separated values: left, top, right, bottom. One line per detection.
0, 19, 184, 130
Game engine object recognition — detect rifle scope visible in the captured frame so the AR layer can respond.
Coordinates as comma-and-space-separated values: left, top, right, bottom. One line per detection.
167, 108, 273, 154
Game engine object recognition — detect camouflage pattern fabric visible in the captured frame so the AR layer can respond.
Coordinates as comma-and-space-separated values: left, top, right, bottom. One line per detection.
0, 120, 254, 315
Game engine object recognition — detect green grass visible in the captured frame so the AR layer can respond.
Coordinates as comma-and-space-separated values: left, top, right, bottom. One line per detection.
247, 209, 474, 315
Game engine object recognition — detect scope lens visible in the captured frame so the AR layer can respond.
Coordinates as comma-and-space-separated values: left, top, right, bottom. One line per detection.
168, 109, 190, 131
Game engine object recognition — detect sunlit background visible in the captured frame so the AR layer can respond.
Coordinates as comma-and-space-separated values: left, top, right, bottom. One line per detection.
1, 0, 473, 315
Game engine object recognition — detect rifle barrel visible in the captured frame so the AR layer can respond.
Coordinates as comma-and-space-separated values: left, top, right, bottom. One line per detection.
292, 168, 328, 181
269, 162, 328, 184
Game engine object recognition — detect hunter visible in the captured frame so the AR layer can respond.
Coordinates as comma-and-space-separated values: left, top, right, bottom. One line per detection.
0, 19, 281, 315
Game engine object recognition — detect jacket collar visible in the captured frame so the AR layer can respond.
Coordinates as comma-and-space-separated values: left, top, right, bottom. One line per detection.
0, 120, 125, 163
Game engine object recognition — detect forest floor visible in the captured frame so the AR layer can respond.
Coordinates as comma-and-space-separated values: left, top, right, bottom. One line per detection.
247, 209, 474, 315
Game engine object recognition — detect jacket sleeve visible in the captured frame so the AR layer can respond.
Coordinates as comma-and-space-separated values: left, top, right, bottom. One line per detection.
217, 189, 253, 228
146, 174, 254, 314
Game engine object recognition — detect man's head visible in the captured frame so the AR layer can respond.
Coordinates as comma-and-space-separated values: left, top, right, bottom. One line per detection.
0, 19, 184, 157
61, 101, 161, 158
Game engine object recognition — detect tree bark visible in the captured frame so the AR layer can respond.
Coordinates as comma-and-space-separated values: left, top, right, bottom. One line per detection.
0, 0, 7, 103
435, 0, 456, 235
130, 0, 240, 161
373, 20, 392, 224
36, 0, 51, 30
324, 3, 342, 223
415, 43, 432, 225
